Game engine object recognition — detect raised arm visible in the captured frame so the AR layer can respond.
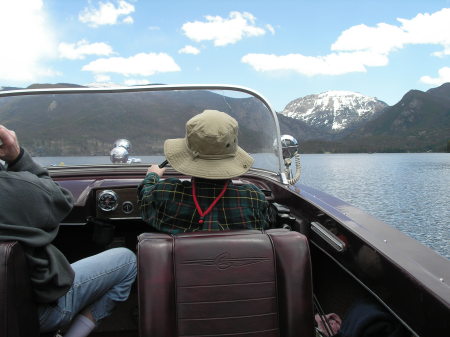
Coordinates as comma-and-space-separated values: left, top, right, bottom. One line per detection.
0, 125, 73, 238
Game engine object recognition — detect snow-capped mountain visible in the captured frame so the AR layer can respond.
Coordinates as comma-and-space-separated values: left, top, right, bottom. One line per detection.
281, 91, 388, 133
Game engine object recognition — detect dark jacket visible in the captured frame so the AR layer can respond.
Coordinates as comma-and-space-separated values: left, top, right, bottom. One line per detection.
0, 149, 74, 303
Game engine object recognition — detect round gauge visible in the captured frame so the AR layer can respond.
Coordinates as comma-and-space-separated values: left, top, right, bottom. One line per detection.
122, 201, 134, 214
97, 190, 119, 212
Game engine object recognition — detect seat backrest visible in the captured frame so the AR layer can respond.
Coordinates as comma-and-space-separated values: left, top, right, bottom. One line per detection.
138, 229, 314, 337
0, 241, 39, 337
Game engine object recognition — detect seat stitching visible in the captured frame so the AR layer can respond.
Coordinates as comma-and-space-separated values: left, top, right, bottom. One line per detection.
178, 296, 276, 305
179, 312, 277, 321
179, 327, 279, 337
177, 280, 275, 288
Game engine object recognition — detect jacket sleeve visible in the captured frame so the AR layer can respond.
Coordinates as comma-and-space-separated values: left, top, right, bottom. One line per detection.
1, 149, 73, 245
137, 172, 161, 224
137, 172, 160, 201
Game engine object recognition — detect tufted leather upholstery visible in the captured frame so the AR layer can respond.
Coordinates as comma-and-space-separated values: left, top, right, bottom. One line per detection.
138, 229, 314, 337
0, 241, 39, 337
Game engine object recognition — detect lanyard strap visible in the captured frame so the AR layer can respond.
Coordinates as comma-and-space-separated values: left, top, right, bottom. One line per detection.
192, 179, 229, 224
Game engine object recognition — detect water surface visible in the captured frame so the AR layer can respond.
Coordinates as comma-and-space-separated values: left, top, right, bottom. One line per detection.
299, 153, 450, 259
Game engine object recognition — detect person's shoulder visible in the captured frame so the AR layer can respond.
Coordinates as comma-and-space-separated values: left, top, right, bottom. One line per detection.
155, 177, 190, 190
232, 182, 265, 196
149, 178, 192, 202
235, 182, 261, 190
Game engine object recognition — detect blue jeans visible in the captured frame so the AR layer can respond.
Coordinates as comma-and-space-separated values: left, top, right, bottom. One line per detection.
38, 247, 137, 333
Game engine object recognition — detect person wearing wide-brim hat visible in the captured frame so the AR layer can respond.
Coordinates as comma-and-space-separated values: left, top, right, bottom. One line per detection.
138, 109, 271, 233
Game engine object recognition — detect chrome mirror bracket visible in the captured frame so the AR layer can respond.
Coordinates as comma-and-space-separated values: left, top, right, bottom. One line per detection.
280, 135, 301, 185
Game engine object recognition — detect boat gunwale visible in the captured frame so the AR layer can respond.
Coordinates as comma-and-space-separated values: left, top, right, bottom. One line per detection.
289, 181, 450, 307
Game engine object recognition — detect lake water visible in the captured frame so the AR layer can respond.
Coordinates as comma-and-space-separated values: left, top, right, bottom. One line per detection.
299, 153, 450, 259
36, 153, 449, 259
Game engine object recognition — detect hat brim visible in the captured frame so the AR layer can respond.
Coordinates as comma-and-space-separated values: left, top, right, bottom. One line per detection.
164, 138, 254, 179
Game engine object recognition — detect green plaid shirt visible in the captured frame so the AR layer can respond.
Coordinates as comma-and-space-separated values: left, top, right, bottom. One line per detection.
138, 173, 271, 234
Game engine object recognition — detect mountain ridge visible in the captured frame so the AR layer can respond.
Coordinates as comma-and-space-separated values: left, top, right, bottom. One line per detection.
294, 84, 450, 152
281, 91, 388, 136
1, 82, 449, 153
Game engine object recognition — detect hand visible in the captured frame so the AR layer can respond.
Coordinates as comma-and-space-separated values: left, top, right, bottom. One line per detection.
147, 164, 166, 177
0, 125, 21, 163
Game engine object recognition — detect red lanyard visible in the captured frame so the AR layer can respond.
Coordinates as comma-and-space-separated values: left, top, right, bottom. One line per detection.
192, 179, 229, 224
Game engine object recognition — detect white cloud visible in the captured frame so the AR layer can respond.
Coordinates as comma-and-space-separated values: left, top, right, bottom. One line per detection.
332, 8, 450, 55
432, 46, 450, 58
82, 53, 181, 76
79, 0, 135, 27
95, 74, 111, 82
331, 23, 406, 54
122, 15, 133, 24
243, 8, 450, 77
399, 9, 450, 48
87, 81, 123, 88
124, 79, 150, 86
182, 11, 268, 46
59, 40, 114, 60
420, 67, 450, 85
242, 51, 388, 76
178, 45, 201, 55
0, 0, 58, 82
266, 24, 275, 35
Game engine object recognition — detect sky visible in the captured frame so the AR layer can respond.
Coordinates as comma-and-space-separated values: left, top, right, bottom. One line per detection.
1, 0, 450, 111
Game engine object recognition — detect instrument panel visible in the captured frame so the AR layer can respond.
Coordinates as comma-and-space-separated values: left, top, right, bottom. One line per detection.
96, 188, 141, 219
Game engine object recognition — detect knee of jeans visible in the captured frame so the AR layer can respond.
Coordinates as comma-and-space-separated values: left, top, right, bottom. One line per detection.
110, 247, 136, 262
111, 247, 137, 274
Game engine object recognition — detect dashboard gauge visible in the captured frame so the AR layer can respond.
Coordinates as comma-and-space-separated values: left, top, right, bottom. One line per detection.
122, 201, 134, 214
97, 190, 119, 212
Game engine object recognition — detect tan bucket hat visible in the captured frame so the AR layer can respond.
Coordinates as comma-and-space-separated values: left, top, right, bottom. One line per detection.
164, 109, 254, 179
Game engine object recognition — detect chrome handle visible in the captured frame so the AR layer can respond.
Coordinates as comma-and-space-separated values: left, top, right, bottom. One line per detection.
311, 221, 346, 252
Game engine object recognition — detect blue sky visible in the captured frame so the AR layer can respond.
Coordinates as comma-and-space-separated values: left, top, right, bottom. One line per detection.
1, 0, 450, 111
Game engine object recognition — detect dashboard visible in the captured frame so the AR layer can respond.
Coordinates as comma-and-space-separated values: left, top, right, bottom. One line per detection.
56, 177, 144, 223
56, 175, 277, 224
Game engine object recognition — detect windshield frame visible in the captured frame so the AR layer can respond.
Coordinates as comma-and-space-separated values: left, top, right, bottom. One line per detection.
0, 84, 287, 183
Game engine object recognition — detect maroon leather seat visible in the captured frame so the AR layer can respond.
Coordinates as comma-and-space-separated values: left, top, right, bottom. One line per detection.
138, 229, 314, 337
0, 241, 39, 337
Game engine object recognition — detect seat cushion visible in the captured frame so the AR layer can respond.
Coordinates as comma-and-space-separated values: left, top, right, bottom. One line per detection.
0, 241, 39, 337
174, 231, 279, 337
138, 230, 314, 337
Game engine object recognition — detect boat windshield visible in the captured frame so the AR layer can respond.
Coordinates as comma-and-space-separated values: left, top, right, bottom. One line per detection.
0, 85, 282, 174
